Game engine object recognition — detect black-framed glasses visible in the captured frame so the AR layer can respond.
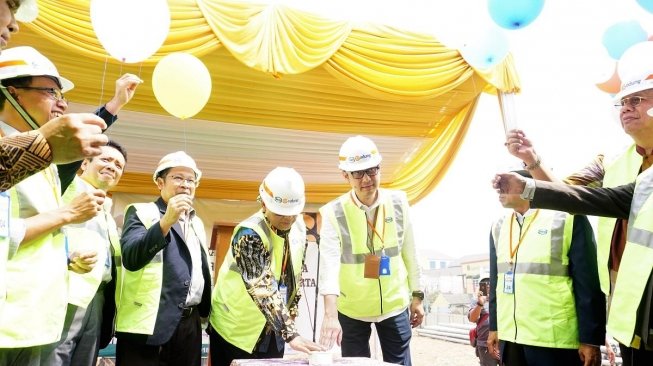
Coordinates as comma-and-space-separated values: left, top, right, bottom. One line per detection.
13, 86, 66, 103
167, 175, 197, 186
616, 96, 650, 108
350, 166, 380, 179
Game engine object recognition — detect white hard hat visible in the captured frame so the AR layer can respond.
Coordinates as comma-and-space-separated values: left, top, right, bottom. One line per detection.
259, 167, 305, 216
152, 151, 202, 184
614, 72, 653, 103
0, 46, 73, 92
15, 0, 38, 23
338, 135, 382, 171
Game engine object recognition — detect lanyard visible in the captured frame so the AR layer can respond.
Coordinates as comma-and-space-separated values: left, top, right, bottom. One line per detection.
350, 192, 386, 252
508, 209, 539, 265
280, 234, 290, 279
42, 166, 62, 206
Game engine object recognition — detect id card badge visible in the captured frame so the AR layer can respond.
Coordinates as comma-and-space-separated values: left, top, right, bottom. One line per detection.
503, 270, 515, 294
279, 284, 288, 305
364, 254, 381, 279
0, 191, 9, 238
379, 254, 390, 276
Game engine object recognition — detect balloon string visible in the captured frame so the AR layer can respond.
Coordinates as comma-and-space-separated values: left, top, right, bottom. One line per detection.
98, 54, 108, 110
184, 117, 188, 152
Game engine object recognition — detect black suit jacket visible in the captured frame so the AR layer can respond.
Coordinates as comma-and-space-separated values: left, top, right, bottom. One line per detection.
118, 197, 212, 346
530, 180, 634, 219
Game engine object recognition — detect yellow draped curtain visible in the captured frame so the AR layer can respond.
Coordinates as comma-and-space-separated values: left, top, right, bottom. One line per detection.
23, 0, 520, 204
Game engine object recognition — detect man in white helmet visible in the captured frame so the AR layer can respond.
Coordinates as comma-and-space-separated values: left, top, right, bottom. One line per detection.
318, 135, 424, 365
0, 46, 139, 365
0, 4, 124, 191
504, 71, 653, 364
117, 151, 212, 366
208, 167, 323, 366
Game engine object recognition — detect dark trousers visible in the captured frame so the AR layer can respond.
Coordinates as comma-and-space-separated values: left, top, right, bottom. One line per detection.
338, 309, 412, 366
501, 341, 582, 366
208, 325, 283, 366
619, 343, 653, 366
476, 345, 499, 366
115, 308, 201, 366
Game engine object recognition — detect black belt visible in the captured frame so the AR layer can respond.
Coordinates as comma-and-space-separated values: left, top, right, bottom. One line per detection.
181, 305, 197, 318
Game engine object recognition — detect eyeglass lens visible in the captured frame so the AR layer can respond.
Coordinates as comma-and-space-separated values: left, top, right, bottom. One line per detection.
351, 166, 379, 179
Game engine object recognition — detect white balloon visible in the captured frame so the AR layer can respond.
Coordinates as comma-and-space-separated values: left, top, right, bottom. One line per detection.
617, 41, 653, 82
91, 0, 170, 63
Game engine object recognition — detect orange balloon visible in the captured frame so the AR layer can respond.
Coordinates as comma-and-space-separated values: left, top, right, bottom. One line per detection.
596, 64, 621, 94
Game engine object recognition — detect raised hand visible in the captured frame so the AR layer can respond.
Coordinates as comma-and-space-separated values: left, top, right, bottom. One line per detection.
39, 113, 108, 164
105, 73, 143, 115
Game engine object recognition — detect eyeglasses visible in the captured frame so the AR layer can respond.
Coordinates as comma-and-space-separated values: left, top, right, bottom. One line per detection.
13, 86, 66, 103
349, 166, 380, 179
167, 175, 197, 186
616, 96, 650, 108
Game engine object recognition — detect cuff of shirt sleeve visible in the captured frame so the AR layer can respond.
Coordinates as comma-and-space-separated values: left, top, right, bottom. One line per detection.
520, 178, 536, 200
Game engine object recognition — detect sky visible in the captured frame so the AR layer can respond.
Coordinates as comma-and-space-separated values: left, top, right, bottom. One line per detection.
280, 0, 653, 258
408, 0, 653, 258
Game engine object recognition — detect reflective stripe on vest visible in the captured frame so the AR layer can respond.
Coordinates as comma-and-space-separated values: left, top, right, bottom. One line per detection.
323, 189, 409, 318
493, 210, 579, 349
62, 176, 112, 308
0, 168, 69, 348
115, 202, 164, 335
0, 190, 17, 314
608, 168, 653, 346
209, 211, 306, 352
597, 144, 641, 295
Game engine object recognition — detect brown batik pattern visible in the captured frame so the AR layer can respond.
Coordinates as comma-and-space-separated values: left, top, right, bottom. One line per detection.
233, 232, 299, 342
0, 131, 52, 191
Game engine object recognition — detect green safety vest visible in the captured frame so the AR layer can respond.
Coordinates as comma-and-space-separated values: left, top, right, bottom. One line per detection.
62, 176, 122, 308
0, 167, 69, 347
608, 168, 653, 347
492, 209, 579, 349
597, 144, 641, 295
209, 211, 306, 353
115, 202, 208, 335
320, 189, 410, 318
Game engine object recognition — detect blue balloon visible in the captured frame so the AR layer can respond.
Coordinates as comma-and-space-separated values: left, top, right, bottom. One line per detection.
461, 27, 510, 69
488, 0, 545, 30
602, 21, 648, 60
636, 0, 653, 13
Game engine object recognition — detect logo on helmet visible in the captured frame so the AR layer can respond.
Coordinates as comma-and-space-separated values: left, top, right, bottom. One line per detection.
349, 153, 372, 162
274, 196, 300, 204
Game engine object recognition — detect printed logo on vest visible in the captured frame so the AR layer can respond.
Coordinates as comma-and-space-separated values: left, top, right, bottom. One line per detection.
537, 229, 548, 235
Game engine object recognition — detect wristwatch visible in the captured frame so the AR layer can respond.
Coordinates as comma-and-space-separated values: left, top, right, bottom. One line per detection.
412, 290, 424, 300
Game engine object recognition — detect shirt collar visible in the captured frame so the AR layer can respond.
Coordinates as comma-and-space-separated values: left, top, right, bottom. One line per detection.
350, 188, 383, 211
513, 208, 535, 225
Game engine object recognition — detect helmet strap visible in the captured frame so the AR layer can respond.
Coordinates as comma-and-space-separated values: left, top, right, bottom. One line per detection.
0, 84, 40, 130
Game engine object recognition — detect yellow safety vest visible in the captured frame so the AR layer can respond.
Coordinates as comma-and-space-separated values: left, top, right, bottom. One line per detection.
597, 144, 641, 295
62, 176, 121, 308
209, 211, 306, 353
115, 202, 208, 335
320, 189, 410, 318
608, 168, 653, 347
0, 167, 69, 347
492, 209, 579, 349
0, 190, 18, 315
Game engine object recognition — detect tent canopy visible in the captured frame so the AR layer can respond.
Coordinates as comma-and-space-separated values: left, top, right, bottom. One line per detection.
13, 0, 520, 204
